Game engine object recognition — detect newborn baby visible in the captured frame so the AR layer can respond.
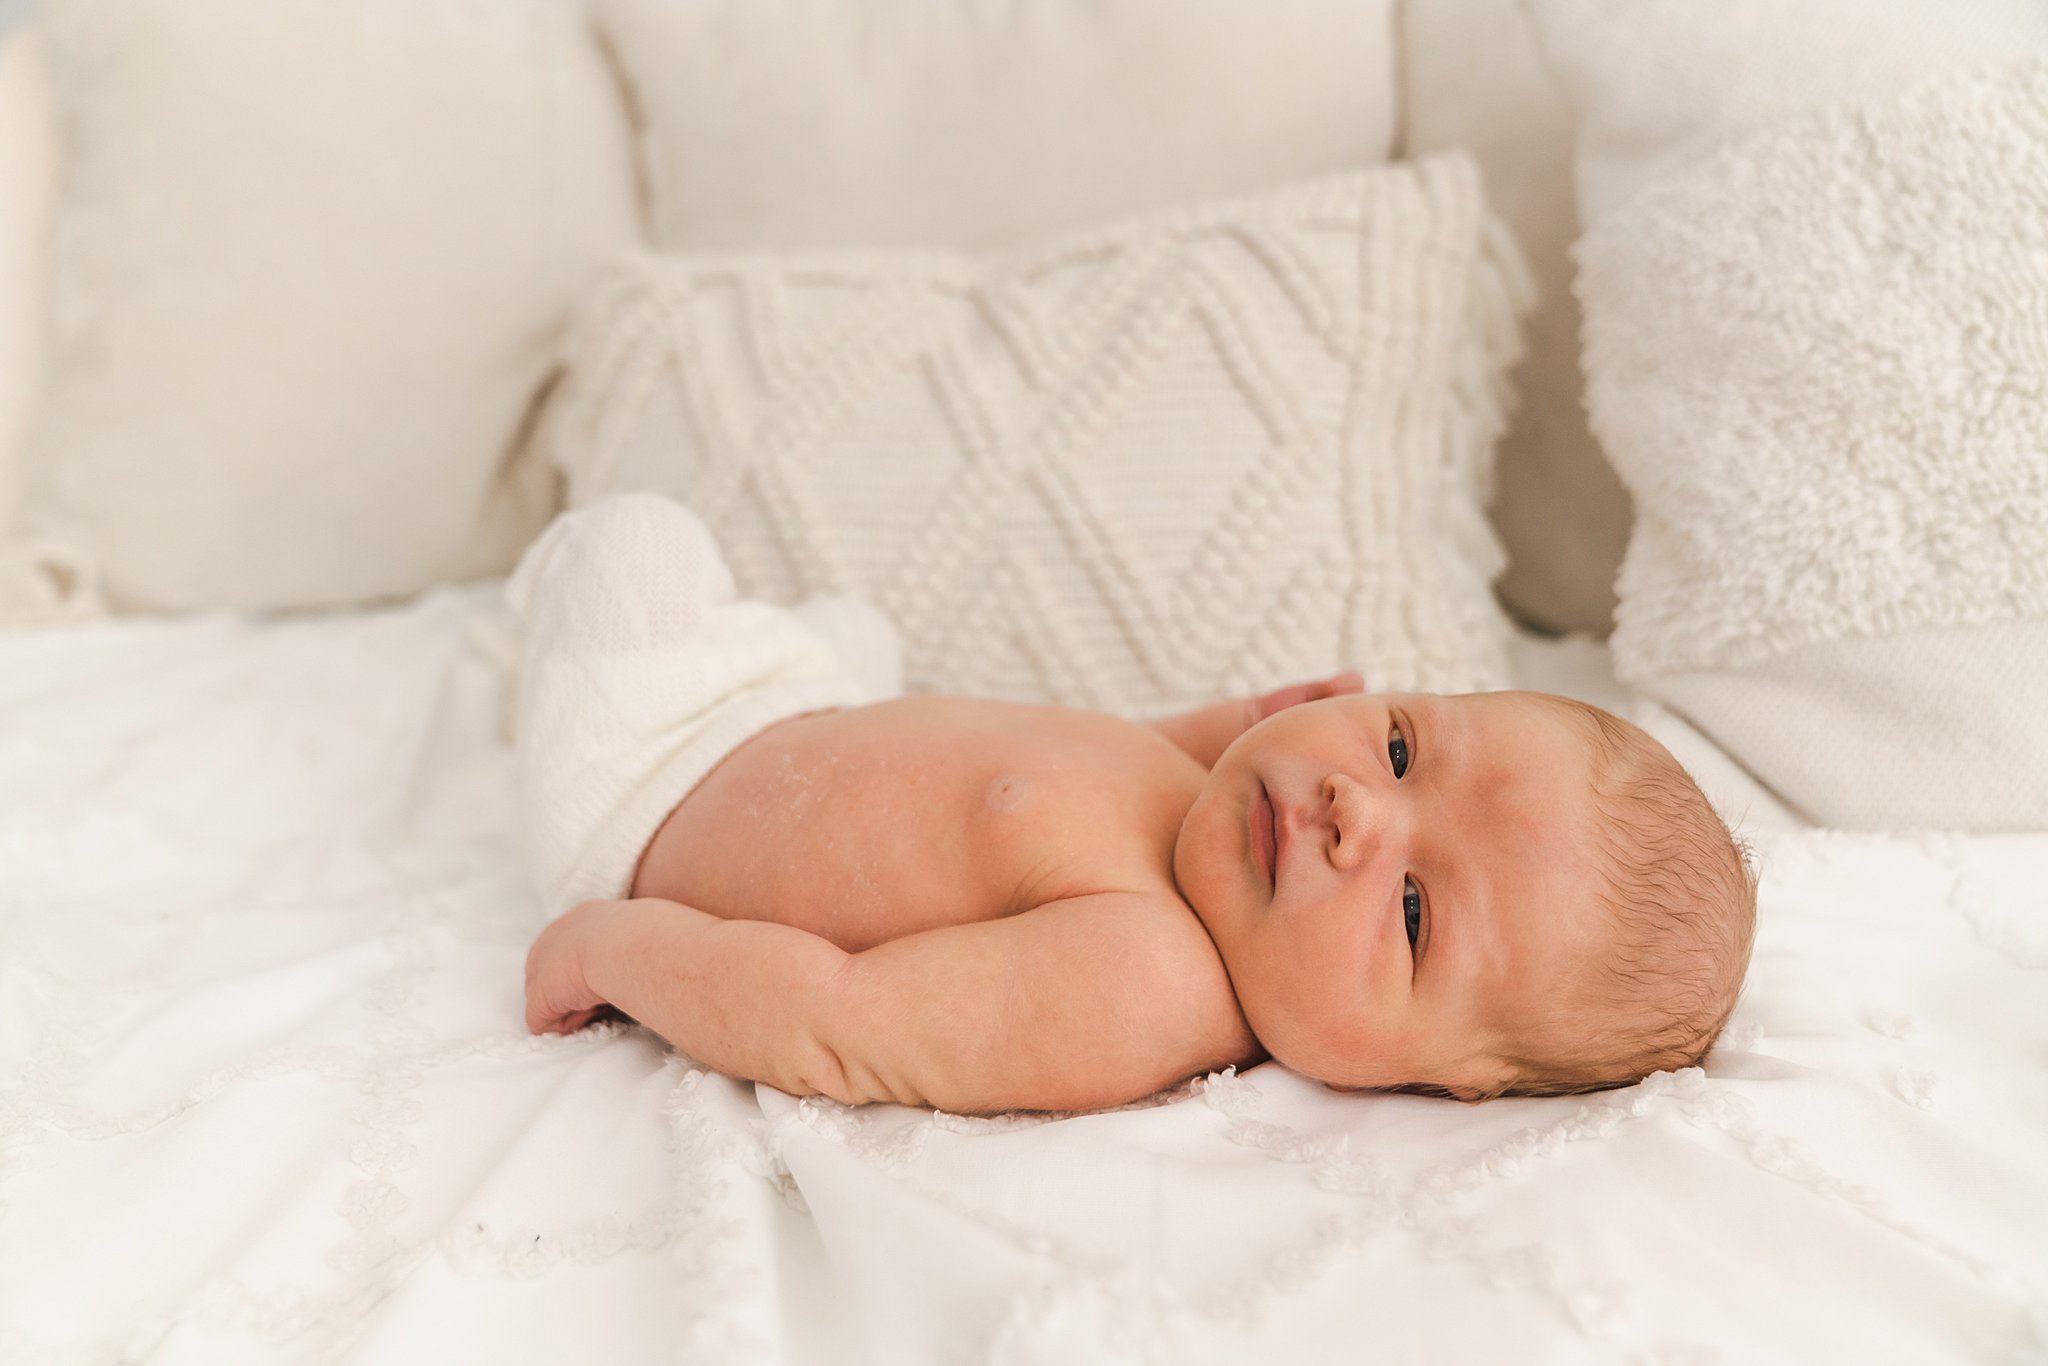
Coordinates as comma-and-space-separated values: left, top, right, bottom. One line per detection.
516, 495, 1757, 1114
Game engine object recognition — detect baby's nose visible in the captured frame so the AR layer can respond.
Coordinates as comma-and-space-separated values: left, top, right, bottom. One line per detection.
1322, 773, 1376, 870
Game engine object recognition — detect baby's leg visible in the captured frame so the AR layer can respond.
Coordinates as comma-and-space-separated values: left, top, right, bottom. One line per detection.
506, 493, 874, 919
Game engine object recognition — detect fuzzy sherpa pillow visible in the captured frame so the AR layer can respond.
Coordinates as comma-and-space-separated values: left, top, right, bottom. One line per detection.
1540, 0, 2048, 830
542, 153, 1532, 716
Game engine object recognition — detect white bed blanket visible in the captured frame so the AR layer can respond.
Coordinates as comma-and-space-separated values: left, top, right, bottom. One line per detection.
1, 585, 2043, 1364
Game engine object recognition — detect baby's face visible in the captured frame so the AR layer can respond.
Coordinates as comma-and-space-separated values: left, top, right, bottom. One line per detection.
1173, 690, 1612, 1097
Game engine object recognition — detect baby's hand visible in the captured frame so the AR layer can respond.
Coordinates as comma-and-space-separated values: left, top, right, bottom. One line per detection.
524, 900, 620, 1034
1248, 670, 1365, 725
1152, 670, 1366, 769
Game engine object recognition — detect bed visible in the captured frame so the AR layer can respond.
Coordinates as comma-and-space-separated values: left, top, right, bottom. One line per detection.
2, 595, 2042, 1364
2, 1, 2045, 1362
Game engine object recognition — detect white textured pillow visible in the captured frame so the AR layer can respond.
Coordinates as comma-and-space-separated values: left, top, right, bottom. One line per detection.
1, 0, 640, 624
1536, 0, 2048, 225
593, 0, 1398, 253
1535, 0, 2048, 831
545, 155, 1531, 715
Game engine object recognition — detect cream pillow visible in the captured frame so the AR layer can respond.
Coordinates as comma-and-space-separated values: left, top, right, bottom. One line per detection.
544, 155, 1531, 715
1399, 0, 1629, 638
593, 0, 1399, 253
1536, 0, 2048, 225
1, 0, 640, 625
1533, 0, 2048, 830
0, 23, 64, 617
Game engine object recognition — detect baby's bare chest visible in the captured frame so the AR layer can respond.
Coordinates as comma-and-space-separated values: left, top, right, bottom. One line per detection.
629, 698, 1206, 954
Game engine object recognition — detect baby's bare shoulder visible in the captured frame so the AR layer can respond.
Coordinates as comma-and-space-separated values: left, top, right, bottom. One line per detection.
1020, 889, 1256, 1062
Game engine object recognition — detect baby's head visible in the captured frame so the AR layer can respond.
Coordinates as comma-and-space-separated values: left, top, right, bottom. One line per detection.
1171, 688, 1756, 1100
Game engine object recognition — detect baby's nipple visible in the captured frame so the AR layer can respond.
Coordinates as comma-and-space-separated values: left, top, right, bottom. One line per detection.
985, 774, 1028, 813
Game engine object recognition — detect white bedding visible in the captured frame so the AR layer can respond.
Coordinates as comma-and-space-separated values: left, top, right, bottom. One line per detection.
1, 584, 2043, 1364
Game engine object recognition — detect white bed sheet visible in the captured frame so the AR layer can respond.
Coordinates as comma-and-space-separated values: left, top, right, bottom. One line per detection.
1, 584, 2043, 1365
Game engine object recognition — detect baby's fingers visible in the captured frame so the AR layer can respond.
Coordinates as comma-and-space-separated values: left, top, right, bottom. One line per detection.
524, 982, 611, 1034
1253, 670, 1366, 721
528, 1003, 602, 1035
524, 955, 604, 1030
523, 930, 609, 1035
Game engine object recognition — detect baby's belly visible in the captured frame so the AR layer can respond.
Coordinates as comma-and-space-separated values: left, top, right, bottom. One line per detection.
629, 701, 1177, 954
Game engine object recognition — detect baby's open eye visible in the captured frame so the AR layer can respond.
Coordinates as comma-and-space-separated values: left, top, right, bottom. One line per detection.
1388, 723, 1410, 779
1403, 877, 1422, 950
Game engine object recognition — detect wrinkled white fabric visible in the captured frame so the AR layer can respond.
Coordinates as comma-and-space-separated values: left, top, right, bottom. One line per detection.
1, 589, 2043, 1363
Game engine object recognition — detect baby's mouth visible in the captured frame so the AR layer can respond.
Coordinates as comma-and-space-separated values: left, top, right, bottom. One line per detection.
1253, 782, 1278, 894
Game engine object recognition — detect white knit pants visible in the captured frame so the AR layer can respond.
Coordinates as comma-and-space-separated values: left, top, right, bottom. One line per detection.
505, 493, 898, 920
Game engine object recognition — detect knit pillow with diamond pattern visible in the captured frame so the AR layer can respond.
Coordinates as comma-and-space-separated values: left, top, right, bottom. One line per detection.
544, 153, 1530, 716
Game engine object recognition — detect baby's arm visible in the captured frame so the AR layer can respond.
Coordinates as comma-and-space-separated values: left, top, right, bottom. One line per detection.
526, 894, 1254, 1114
1149, 671, 1364, 769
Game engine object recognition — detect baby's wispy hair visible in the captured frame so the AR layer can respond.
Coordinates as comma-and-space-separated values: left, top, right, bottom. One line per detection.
1438, 694, 1760, 1101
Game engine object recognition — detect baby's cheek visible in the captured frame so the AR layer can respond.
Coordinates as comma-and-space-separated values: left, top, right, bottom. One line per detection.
1171, 794, 1225, 898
